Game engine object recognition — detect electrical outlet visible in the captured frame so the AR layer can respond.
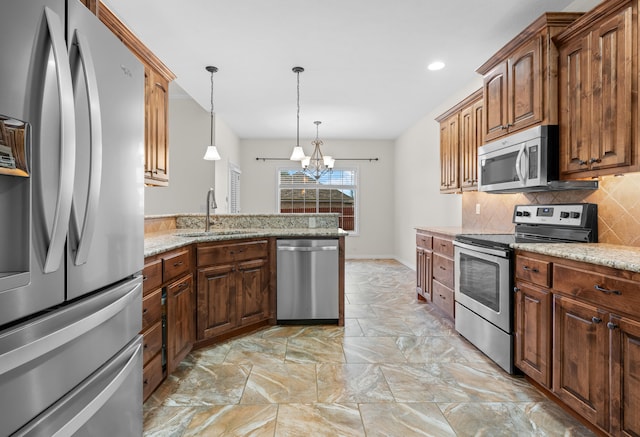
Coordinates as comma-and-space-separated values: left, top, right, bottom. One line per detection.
476, 203, 481, 215
309, 217, 317, 228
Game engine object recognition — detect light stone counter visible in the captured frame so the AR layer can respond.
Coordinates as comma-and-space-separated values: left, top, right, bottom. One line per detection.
144, 228, 346, 258
512, 242, 640, 274
144, 213, 345, 258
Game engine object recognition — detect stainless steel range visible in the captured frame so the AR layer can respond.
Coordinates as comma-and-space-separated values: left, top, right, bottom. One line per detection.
453, 203, 598, 373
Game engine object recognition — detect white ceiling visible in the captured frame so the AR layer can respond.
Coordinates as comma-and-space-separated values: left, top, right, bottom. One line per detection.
102, 0, 600, 140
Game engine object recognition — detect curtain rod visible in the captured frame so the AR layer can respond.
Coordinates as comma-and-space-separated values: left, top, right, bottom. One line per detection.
255, 157, 379, 162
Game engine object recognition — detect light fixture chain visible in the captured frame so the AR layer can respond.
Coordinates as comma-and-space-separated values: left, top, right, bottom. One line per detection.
210, 68, 215, 146
296, 70, 300, 147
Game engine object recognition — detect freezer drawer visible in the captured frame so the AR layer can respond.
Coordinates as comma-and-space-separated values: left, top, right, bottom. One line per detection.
276, 239, 339, 322
15, 336, 143, 436
0, 276, 142, 436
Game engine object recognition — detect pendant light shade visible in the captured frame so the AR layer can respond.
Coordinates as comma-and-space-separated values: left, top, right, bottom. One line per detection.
203, 65, 222, 161
289, 66, 305, 161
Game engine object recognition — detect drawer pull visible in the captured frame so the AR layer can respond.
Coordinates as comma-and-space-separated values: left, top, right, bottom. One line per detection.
594, 284, 621, 295
173, 261, 183, 267
439, 266, 446, 270
607, 322, 618, 330
522, 266, 539, 273
143, 275, 148, 281
592, 317, 602, 324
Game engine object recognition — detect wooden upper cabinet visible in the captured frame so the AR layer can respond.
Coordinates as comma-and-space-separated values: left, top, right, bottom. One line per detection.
459, 96, 483, 190
436, 89, 482, 193
439, 113, 459, 193
94, 1, 176, 186
556, 0, 637, 179
477, 13, 582, 143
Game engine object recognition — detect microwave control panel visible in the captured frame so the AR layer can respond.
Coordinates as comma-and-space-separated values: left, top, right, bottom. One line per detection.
513, 203, 596, 227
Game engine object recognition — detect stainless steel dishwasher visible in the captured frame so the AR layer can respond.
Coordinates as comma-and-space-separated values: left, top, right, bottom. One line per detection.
277, 239, 339, 323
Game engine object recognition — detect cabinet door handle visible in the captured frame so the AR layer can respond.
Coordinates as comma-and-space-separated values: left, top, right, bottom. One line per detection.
592, 317, 602, 324
607, 322, 618, 330
513, 287, 520, 293
522, 266, 539, 273
594, 284, 621, 295
589, 157, 602, 164
439, 266, 446, 270
578, 159, 587, 166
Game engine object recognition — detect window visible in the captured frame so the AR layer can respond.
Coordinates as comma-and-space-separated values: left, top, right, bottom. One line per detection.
278, 168, 357, 232
228, 163, 241, 213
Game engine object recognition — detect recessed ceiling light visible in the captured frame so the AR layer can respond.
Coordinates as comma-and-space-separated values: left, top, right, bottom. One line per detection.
428, 61, 445, 71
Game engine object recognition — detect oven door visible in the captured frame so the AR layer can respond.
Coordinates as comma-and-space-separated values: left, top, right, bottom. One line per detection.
454, 241, 512, 332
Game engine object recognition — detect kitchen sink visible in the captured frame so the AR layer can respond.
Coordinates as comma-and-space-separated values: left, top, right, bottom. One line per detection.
176, 230, 248, 237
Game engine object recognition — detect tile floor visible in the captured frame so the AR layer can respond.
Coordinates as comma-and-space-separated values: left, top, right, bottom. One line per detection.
143, 259, 595, 436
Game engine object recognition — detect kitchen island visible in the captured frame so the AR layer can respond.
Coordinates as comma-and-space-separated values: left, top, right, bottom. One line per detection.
141, 213, 346, 401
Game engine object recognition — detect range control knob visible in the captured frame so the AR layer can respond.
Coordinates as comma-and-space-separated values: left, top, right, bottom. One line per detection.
515, 211, 523, 217
560, 212, 570, 218
522, 211, 531, 217
571, 212, 581, 219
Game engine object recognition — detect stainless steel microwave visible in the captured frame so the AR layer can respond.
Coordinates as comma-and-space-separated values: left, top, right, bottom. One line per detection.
477, 125, 598, 193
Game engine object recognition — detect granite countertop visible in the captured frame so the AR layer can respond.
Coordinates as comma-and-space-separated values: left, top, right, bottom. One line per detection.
145, 228, 347, 257
512, 242, 640, 274
415, 226, 509, 237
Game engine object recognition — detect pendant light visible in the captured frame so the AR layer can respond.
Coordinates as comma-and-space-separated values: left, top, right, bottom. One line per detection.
289, 66, 306, 161
203, 66, 221, 160
301, 121, 334, 180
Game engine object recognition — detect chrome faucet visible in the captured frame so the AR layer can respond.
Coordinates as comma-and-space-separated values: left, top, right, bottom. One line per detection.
205, 187, 217, 232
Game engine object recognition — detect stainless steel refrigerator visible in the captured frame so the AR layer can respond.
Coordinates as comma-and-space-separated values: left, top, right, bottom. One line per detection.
0, 0, 144, 435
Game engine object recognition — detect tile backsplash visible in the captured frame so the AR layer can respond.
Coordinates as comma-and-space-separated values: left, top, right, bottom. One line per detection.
462, 172, 640, 247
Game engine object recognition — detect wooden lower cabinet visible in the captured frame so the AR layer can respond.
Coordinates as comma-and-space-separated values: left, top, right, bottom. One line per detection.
514, 280, 552, 388
515, 250, 640, 436
166, 273, 195, 374
197, 263, 237, 339
196, 239, 271, 343
415, 230, 455, 320
415, 232, 433, 301
609, 314, 640, 437
552, 295, 608, 429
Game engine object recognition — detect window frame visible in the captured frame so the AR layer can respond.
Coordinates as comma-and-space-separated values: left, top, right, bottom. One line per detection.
276, 166, 359, 235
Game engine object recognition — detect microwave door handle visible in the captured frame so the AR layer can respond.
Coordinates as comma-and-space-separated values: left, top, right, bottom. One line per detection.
71, 30, 102, 266
515, 143, 526, 184
43, 7, 76, 274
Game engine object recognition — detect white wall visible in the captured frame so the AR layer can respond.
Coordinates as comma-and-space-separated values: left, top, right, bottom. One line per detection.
393, 79, 483, 268
239, 139, 395, 258
144, 92, 241, 215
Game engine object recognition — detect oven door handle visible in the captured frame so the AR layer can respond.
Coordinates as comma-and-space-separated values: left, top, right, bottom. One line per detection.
453, 240, 511, 258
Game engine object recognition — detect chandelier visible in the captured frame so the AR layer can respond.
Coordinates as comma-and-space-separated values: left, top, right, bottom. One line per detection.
288, 66, 334, 180
301, 121, 334, 180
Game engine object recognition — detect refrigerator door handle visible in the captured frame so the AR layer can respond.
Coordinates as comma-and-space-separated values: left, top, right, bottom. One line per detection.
43, 7, 76, 274
0, 278, 140, 375
70, 29, 102, 266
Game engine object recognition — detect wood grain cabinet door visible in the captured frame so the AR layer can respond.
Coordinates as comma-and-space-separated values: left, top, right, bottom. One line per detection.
459, 99, 483, 190
197, 264, 236, 340
609, 314, 640, 437
483, 62, 508, 142
236, 258, 269, 326
553, 295, 608, 429
166, 274, 194, 374
514, 281, 552, 388
507, 36, 542, 132
439, 114, 459, 192
589, 7, 633, 171
559, 33, 591, 174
